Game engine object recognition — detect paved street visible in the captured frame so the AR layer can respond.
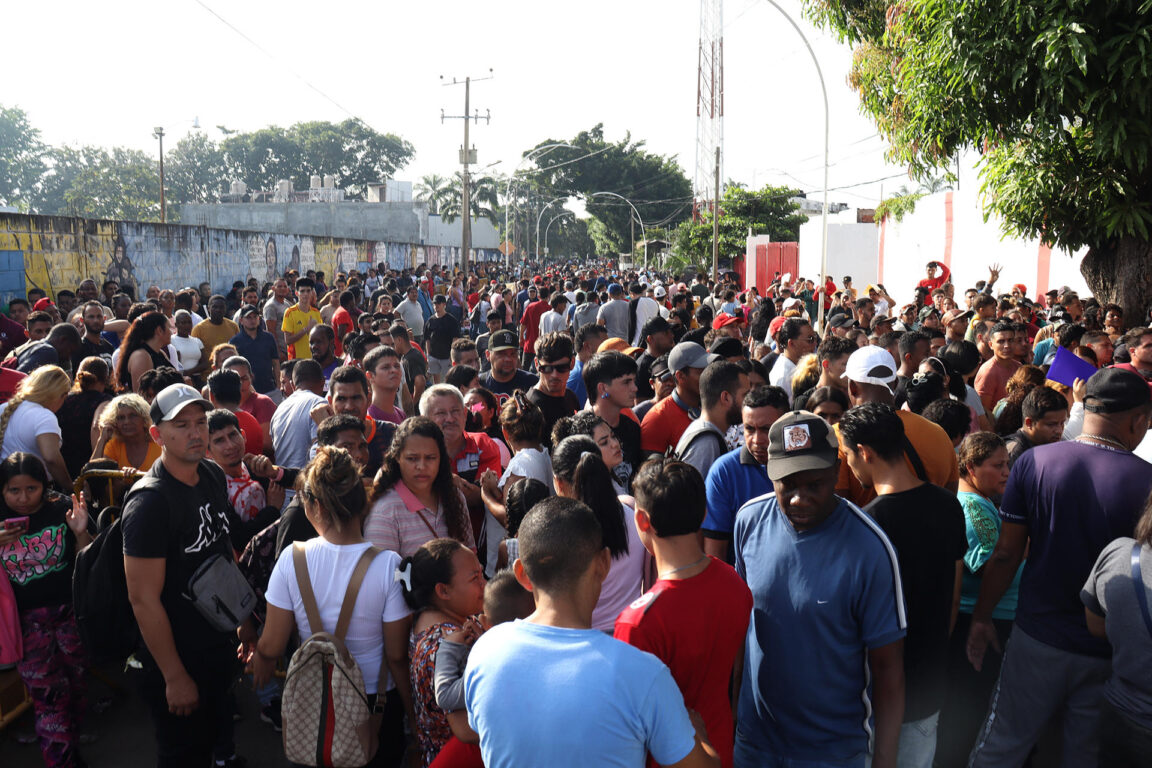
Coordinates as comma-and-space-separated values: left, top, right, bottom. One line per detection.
1, 664, 284, 768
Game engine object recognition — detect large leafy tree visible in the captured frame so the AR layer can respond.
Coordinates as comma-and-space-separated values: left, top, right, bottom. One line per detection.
673, 184, 808, 262
522, 125, 693, 255
415, 173, 452, 215
165, 132, 228, 214
63, 147, 161, 221
807, 0, 1152, 321
220, 119, 414, 199
0, 105, 48, 211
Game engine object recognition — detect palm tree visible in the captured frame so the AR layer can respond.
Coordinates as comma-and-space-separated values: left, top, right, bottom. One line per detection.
415, 173, 451, 215
441, 173, 500, 225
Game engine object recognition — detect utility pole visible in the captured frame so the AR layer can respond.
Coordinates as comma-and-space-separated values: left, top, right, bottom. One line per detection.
441, 71, 492, 274
712, 146, 720, 282
153, 126, 166, 223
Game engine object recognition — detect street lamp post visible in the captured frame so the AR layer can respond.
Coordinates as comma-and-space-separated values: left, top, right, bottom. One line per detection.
587, 191, 646, 269
761, 0, 830, 330
544, 211, 574, 258
153, 126, 166, 223
503, 143, 578, 268
535, 197, 567, 260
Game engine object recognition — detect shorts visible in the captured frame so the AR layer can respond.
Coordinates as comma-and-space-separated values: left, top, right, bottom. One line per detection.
427, 357, 451, 376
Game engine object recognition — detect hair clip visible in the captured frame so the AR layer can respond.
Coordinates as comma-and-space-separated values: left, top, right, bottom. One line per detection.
514, 391, 528, 410
395, 561, 413, 590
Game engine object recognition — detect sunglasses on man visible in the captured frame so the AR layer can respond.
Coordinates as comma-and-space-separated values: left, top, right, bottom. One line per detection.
538, 361, 572, 375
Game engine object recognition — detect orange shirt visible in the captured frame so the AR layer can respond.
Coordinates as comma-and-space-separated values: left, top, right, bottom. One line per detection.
640, 394, 694, 455
835, 410, 960, 507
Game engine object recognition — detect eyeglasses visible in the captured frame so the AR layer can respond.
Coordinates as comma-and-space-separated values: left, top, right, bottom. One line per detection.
538, 362, 572, 375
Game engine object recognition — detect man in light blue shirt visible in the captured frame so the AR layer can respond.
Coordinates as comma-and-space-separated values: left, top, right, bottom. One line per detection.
464, 497, 719, 768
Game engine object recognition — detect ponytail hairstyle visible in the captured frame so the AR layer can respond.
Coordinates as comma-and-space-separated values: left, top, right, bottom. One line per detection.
504, 477, 551, 538
499, 390, 545, 445
115, 311, 169, 391
396, 537, 467, 611
371, 417, 470, 545
299, 445, 368, 533
72, 356, 111, 393
0, 366, 71, 449
551, 435, 628, 559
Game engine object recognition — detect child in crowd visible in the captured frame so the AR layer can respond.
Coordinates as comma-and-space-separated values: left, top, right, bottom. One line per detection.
495, 478, 550, 572
398, 539, 486, 768
428, 571, 535, 768
479, 391, 552, 576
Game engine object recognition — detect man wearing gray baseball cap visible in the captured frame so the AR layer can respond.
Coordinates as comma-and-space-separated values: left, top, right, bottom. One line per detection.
122, 383, 244, 766
640, 341, 718, 458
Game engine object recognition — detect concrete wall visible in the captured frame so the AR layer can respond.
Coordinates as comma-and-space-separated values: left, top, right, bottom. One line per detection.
181, 201, 501, 250
878, 189, 1090, 302
0, 213, 502, 308
798, 214, 880, 287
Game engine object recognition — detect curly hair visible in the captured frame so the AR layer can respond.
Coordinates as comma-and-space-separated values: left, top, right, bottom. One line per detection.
371, 417, 470, 545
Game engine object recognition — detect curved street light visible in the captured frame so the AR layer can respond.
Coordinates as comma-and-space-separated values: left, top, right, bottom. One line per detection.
761, 0, 830, 330
503, 143, 578, 267
586, 191, 646, 269
535, 197, 568, 259
544, 211, 575, 258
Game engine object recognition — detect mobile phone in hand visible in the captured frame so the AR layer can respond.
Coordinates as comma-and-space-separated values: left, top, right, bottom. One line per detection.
3, 516, 29, 533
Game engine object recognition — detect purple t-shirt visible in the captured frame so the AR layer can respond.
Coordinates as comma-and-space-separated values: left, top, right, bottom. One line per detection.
1001, 440, 1152, 656
367, 403, 405, 425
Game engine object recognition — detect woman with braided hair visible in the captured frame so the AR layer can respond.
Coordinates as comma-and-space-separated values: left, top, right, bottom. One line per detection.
0, 365, 72, 490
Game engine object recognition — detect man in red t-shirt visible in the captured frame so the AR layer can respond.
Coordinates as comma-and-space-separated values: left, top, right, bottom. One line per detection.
519, 286, 552, 372
615, 458, 752, 768
918, 261, 951, 293
975, 321, 1022, 413
330, 290, 357, 358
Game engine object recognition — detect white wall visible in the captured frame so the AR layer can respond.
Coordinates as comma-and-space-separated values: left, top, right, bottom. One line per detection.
879, 188, 1090, 306
798, 213, 879, 287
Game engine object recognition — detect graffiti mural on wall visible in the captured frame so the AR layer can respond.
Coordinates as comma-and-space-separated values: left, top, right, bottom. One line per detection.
0, 214, 503, 304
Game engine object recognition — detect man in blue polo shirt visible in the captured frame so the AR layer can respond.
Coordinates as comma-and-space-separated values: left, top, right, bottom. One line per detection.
231, 305, 281, 402
702, 385, 789, 563
734, 410, 906, 768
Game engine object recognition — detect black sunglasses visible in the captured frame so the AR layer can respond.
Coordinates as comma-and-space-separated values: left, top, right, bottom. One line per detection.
538, 362, 572, 375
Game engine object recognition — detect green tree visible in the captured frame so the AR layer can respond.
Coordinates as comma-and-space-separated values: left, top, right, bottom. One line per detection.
672, 184, 807, 262
523, 125, 693, 255
63, 147, 161, 222
165, 132, 228, 214
807, 0, 1152, 320
0, 105, 48, 211
415, 173, 452, 215
440, 173, 500, 225
220, 119, 414, 199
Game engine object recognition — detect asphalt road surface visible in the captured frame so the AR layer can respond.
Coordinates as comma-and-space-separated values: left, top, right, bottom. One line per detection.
0, 663, 285, 768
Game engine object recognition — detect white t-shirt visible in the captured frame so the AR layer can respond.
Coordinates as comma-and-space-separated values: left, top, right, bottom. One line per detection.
591, 499, 646, 631
769, 355, 798, 400
265, 539, 409, 694
271, 389, 326, 470
0, 400, 60, 463
170, 334, 204, 372
484, 447, 554, 577
630, 297, 661, 346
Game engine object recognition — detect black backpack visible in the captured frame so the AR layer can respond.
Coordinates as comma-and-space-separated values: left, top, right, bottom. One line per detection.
72, 475, 161, 665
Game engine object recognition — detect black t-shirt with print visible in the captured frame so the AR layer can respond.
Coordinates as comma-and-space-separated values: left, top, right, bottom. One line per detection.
121, 458, 238, 659
2, 494, 80, 611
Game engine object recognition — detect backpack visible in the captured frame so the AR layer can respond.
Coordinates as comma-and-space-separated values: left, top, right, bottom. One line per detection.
72, 475, 162, 665
282, 544, 387, 768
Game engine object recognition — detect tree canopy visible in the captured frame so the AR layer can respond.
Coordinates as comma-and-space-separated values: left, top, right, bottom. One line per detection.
519, 124, 693, 255
672, 184, 808, 262
806, 0, 1152, 316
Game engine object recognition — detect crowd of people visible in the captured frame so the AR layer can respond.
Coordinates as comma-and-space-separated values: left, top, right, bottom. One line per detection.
0, 257, 1150, 768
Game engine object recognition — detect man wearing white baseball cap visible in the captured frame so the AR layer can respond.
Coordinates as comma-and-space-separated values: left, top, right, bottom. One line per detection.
122, 383, 245, 766
834, 346, 959, 506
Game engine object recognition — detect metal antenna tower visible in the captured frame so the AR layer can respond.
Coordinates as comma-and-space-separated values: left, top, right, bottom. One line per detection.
695, 0, 724, 216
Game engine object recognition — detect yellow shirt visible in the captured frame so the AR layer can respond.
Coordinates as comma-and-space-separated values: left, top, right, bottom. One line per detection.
282, 305, 322, 359
191, 318, 240, 359
103, 436, 162, 472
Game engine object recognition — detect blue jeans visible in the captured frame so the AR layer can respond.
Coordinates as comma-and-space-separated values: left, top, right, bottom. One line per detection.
896, 711, 938, 768
734, 733, 864, 768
